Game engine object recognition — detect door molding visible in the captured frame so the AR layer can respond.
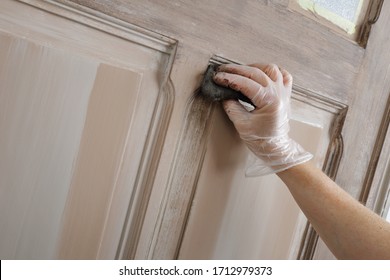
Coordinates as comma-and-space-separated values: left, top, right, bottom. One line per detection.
360, 93, 390, 206
363, 92, 390, 217
148, 55, 348, 259
291, 86, 348, 259
16, 0, 178, 259
147, 57, 233, 259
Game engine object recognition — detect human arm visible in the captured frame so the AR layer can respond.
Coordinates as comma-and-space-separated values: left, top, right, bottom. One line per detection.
214, 63, 390, 259
278, 162, 390, 259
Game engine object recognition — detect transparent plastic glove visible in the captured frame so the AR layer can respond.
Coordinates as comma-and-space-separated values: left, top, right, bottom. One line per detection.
213, 63, 313, 176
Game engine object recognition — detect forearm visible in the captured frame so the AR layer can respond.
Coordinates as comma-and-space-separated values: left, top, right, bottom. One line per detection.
278, 162, 390, 259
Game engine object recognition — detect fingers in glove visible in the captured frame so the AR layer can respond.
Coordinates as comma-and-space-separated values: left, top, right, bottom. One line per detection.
213, 71, 269, 108
222, 99, 251, 123
280, 68, 293, 89
249, 63, 283, 83
222, 99, 251, 131
217, 64, 270, 87
251, 63, 293, 93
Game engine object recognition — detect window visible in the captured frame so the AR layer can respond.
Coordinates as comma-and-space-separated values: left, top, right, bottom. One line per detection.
290, 0, 382, 45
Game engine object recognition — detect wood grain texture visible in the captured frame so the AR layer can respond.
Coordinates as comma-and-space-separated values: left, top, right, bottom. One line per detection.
132, 46, 214, 259
4, 0, 390, 260
115, 77, 176, 260
367, 100, 390, 214
336, 0, 390, 201
0, 33, 97, 259
150, 95, 215, 259
57, 0, 390, 259
314, 0, 390, 259
65, 0, 363, 103
178, 111, 322, 259
57, 64, 141, 259
143, 56, 349, 259
1, 0, 176, 259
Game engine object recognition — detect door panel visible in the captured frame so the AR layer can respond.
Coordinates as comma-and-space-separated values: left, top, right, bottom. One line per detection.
0, 0, 175, 259
1, 0, 390, 260
179, 113, 323, 259
178, 82, 346, 259
0, 33, 97, 259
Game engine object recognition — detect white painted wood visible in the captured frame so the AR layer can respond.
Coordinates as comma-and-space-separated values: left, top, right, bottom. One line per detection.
0, 33, 97, 259
57, 64, 142, 259
177, 89, 343, 259
0, 0, 176, 259
2, 0, 390, 260
178, 114, 323, 259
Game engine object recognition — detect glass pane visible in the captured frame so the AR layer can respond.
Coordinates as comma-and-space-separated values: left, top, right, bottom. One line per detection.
312, 0, 362, 22
294, 0, 367, 35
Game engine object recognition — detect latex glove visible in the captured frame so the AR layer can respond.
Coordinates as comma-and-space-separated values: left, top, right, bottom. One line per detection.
213, 63, 313, 176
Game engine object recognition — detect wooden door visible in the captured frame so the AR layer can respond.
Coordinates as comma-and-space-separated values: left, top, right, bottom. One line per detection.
1, 0, 389, 259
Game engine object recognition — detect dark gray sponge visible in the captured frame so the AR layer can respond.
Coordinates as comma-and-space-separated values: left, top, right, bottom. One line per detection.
200, 64, 254, 106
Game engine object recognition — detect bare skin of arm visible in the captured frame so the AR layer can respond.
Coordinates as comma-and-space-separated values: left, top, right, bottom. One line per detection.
278, 162, 390, 259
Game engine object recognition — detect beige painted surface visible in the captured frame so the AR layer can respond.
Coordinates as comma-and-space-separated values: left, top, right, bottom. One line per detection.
2, 0, 390, 260
58, 64, 141, 259
0, 0, 173, 259
52, 0, 390, 260
179, 106, 322, 259
0, 33, 97, 259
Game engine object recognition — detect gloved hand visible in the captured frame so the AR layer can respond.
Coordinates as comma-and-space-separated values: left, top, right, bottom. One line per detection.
213, 63, 313, 176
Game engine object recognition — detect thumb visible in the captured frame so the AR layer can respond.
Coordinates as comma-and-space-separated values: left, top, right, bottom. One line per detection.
223, 99, 250, 124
